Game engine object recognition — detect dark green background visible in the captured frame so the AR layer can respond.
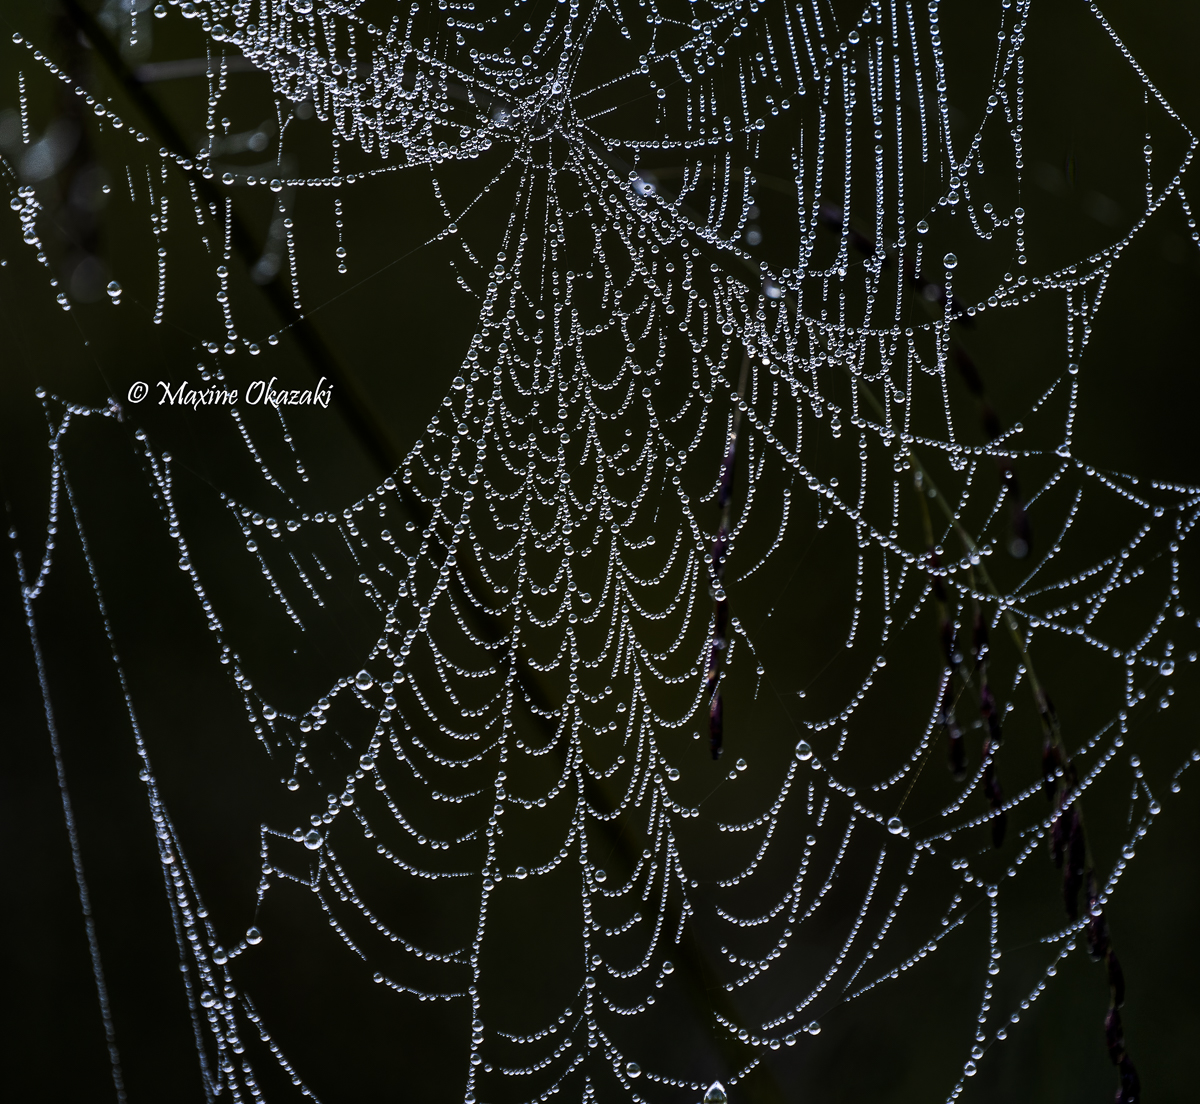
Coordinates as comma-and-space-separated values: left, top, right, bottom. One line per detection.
1, 1, 1199, 1102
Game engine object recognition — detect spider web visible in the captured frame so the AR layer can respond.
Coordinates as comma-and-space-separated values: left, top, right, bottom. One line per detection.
5, 1, 1200, 1102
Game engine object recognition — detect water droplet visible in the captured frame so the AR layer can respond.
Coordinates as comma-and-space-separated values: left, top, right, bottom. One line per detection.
287, 778, 299, 791
806, 1021, 821, 1035
246, 927, 263, 945
452, 376, 466, 390
270, 179, 283, 193
662, 960, 674, 974
887, 816, 903, 835
1160, 659, 1175, 677
304, 829, 323, 849
667, 767, 680, 781
514, 866, 528, 879
594, 869, 607, 883
796, 741, 813, 761
626, 1062, 641, 1078
736, 758, 747, 771
106, 280, 122, 302
943, 253, 958, 270
916, 220, 929, 234
355, 670, 374, 691
703, 1082, 728, 1104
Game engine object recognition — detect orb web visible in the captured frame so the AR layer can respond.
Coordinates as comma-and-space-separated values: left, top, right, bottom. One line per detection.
6, 1, 1200, 1102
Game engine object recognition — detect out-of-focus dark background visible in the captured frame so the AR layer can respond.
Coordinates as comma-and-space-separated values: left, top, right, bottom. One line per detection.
1, 1, 1199, 1101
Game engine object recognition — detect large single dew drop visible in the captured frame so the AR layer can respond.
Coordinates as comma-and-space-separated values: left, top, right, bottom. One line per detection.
355, 670, 374, 691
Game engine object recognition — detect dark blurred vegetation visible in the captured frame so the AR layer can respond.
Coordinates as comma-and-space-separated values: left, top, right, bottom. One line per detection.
2, 1, 1199, 1102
